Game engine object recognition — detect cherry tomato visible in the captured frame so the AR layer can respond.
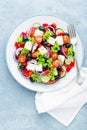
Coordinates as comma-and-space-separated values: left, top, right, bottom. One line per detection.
51, 23, 57, 29
70, 61, 75, 67
48, 80, 56, 84
52, 60, 60, 68
18, 54, 27, 63
15, 42, 21, 49
63, 35, 70, 44
57, 32, 64, 36
37, 43, 42, 47
42, 23, 48, 27
34, 35, 42, 43
31, 50, 39, 58
66, 65, 72, 72
22, 69, 33, 77
51, 52, 58, 60
45, 69, 50, 75
20, 32, 26, 36
29, 27, 36, 37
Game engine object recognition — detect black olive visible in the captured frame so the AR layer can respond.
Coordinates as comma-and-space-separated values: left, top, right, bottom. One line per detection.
55, 75, 60, 80
64, 33, 70, 36
57, 66, 62, 71
64, 43, 72, 48
39, 26, 45, 31
23, 36, 28, 42
30, 77, 35, 82
42, 41, 48, 45
15, 55, 18, 60
52, 33, 56, 38
58, 50, 62, 55
19, 65, 25, 70
43, 66, 48, 71
72, 52, 75, 56
27, 53, 32, 60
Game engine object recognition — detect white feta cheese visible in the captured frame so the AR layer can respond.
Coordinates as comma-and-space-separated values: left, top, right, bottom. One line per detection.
35, 64, 43, 72
58, 55, 65, 63
56, 36, 64, 45
38, 46, 47, 54
24, 41, 33, 51
47, 37, 56, 45
34, 29, 43, 36
26, 63, 35, 71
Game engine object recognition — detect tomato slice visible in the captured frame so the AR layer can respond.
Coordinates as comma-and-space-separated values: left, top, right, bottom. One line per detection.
31, 50, 39, 58
63, 35, 70, 44
48, 80, 56, 84
42, 23, 48, 27
51, 23, 57, 30
34, 35, 42, 43
15, 42, 21, 49
18, 54, 27, 63
64, 47, 68, 55
51, 52, 58, 60
44, 69, 50, 75
52, 60, 60, 68
22, 69, 33, 77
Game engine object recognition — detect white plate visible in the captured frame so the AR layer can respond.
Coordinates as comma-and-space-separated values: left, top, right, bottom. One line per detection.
6, 15, 83, 92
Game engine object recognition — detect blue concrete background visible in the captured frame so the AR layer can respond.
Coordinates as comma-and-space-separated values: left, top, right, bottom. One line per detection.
0, 0, 87, 129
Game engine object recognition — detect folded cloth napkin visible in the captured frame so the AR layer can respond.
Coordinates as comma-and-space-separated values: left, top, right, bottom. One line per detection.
35, 67, 87, 126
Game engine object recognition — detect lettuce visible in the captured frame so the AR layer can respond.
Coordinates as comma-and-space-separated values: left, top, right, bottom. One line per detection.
31, 73, 41, 83
51, 42, 60, 52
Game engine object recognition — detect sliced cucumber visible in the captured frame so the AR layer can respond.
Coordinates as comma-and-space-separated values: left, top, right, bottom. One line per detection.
65, 56, 74, 65
56, 28, 64, 35
41, 75, 50, 83
33, 23, 41, 28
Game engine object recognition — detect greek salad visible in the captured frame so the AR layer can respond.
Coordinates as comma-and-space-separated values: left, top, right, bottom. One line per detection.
14, 22, 75, 84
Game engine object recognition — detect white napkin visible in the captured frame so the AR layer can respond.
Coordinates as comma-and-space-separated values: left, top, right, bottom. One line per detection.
35, 67, 87, 126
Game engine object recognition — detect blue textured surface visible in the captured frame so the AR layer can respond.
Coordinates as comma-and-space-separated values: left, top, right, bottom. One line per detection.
0, 0, 87, 129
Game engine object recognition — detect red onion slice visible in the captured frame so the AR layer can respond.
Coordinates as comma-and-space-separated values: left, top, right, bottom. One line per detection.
32, 43, 38, 53
46, 47, 51, 58
15, 47, 23, 56
61, 46, 68, 59
27, 59, 37, 65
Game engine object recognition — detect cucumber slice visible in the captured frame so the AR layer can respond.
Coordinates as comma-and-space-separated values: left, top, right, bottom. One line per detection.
65, 56, 74, 65
41, 75, 50, 83
56, 28, 64, 35
33, 23, 41, 28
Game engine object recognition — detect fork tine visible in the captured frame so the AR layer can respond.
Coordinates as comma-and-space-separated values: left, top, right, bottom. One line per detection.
67, 24, 76, 38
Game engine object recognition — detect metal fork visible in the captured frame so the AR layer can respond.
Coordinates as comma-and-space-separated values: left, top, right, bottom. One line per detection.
67, 25, 83, 85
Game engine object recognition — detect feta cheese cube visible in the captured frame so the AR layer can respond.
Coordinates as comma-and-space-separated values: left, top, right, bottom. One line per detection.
26, 63, 35, 71
38, 46, 47, 54
47, 37, 56, 45
58, 55, 65, 63
34, 29, 43, 36
24, 41, 33, 51
35, 64, 42, 72
56, 36, 63, 45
